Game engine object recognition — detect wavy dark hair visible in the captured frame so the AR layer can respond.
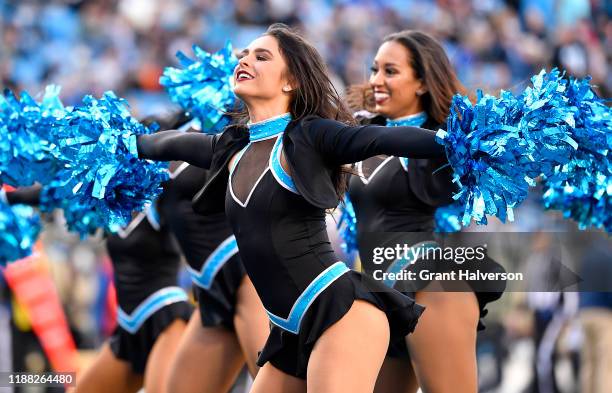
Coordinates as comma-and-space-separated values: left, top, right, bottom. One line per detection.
347, 30, 469, 124
239, 23, 354, 198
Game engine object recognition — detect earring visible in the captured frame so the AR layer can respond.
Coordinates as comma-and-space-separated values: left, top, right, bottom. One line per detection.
282, 86, 292, 92
416, 90, 424, 96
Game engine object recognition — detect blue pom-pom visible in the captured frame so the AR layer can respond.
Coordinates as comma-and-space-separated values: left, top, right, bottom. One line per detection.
40, 92, 169, 236
519, 69, 578, 178
0, 191, 41, 267
160, 42, 238, 134
436, 69, 580, 226
436, 91, 531, 225
0, 86, 66, 186
541, 76, 611, 232
337, 193, 358, 254
434, 202, 464, 233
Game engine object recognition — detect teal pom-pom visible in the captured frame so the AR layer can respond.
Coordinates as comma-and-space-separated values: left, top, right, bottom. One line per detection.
541, 76, 611, 232
160, 42, 238, 134
0, 191, 41, 267
0, 86, 67, 186
337, 193, 358, 254
40, 92, 169, 236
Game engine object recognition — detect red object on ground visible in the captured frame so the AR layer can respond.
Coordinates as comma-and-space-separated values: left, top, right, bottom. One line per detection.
2, 243, 79, 373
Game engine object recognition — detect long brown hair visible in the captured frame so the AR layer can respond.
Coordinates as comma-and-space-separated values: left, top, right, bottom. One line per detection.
347, 30, 468, 125
240, 23, 354, 198
264, 23, 354, 124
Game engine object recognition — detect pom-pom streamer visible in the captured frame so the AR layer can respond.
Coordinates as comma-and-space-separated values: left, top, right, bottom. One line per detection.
160, 42, 238, 134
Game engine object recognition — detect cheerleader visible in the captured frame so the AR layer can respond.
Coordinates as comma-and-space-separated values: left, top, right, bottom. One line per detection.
346, 31, 505, 393
146, 114, 269, 393
136, 23, 451, 392
5, 186, 192, 393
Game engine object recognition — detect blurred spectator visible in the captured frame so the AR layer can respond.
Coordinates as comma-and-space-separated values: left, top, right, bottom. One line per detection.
0, 0, 608, 114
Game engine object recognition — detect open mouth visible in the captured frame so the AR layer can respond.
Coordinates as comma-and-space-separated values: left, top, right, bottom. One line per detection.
236, 70, 254, 82
374, 91, 390, 105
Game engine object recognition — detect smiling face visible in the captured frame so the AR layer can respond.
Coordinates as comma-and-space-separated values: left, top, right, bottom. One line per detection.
369, 40, 424, 119
233, 35, 293, 110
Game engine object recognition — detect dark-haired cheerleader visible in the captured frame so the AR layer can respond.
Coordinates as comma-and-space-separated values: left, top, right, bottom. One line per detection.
346, 30, 505, 393
6, 187, 191, 393
135, 24, 455, 392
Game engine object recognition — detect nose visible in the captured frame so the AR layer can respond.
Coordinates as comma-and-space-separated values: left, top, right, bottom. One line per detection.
238, 53, 251, 68
369, 69, 384, 88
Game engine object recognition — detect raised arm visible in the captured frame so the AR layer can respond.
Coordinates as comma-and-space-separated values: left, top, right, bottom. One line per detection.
302, 117, 446, 165
137, 131, 218, 169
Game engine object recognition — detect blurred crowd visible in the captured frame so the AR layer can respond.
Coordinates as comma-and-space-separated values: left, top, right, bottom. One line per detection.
0, 0, 610, 116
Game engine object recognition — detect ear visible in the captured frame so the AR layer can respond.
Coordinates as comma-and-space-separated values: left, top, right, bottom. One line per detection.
415, 80, 426, 96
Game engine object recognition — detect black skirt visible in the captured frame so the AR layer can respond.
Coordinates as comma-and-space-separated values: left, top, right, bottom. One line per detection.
256, 271, 424, 379
193, 253, 246, 330
387, 256, 506, 358
109, 301, 193, 373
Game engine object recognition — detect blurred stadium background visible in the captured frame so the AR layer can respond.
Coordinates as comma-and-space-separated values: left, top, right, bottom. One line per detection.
0, 1, 610, 392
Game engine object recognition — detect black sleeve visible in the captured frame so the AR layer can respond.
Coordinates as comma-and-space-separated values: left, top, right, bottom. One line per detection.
140, 110, 191, 131
137, 131, 218, 169
5, 185, 42, 206
408, 158, 457, 207
303, 117, 446, 165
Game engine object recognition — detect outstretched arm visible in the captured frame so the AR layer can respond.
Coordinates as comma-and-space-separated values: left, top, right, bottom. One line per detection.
303, 117, 446, 165
136, 131, 218, 169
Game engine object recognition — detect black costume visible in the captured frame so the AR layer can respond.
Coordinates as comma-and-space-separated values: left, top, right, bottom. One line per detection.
137, 114, 448, 378
348, 113, 505, 357
106, 206, 192, 373
158, 161, 245, 329
6, 186, 192, 374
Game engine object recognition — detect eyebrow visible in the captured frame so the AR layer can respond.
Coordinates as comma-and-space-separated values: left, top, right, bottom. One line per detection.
373, 60, 399, 67
238, 48, 274, 57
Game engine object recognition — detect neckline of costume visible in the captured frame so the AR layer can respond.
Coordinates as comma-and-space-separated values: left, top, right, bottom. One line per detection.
247, 112, 292, 142
386, 112, 427, 127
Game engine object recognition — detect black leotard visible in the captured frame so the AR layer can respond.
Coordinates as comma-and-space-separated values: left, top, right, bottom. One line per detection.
105, 207, 182, 312
158, 162, 230, 270
349, 114, 505, 340
137, 115, 444, 377
6, 185, 192, 373
348, 115, 454, 250
158, 161, 244, 328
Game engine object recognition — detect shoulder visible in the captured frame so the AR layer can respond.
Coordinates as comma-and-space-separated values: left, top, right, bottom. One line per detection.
354, 111, 386, 126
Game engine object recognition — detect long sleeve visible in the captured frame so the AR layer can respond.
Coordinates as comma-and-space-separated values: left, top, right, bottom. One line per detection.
5, 185, 42, 207
408, 157, 456, 207
302, 117, 446, 165
137, 131, 218, 169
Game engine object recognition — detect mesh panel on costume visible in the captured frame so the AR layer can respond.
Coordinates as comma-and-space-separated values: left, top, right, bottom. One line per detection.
231, 138, 276, 203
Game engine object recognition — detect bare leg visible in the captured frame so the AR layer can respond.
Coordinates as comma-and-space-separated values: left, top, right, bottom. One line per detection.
71, 343, 142, 393
307, 300, 390, 393
374, 357, 418, 393
250, 362, 306, 393
166, 310, 245, 393
233, 275, 270, 377
144, 319, 188, 393
406, 289, 479, 393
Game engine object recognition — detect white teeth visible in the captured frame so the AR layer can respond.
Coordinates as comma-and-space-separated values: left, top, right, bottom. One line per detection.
374, 92, 389, 101
237, 71, 253, 80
